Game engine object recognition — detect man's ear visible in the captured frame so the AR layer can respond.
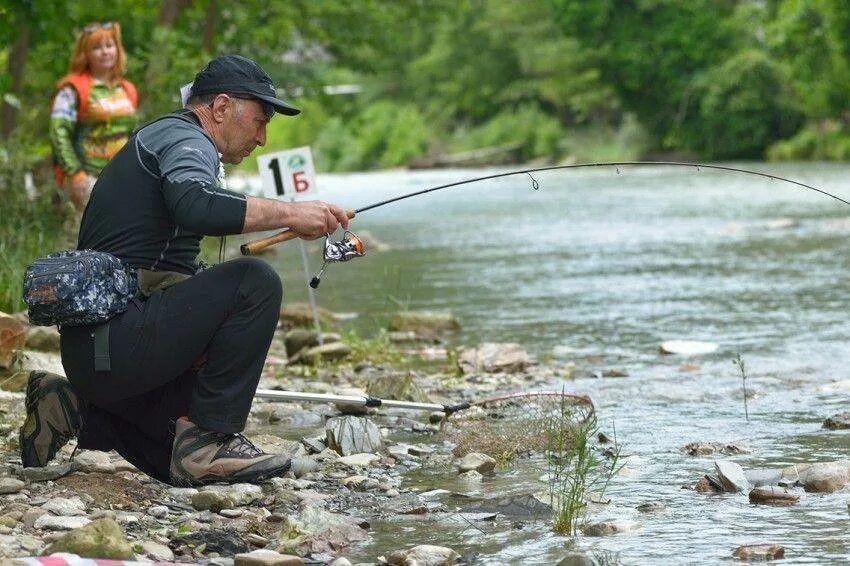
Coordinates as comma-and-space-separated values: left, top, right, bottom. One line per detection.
210, 94, 230, 123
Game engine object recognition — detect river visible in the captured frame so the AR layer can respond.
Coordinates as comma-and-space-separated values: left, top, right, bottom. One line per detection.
240, 163, 850, 564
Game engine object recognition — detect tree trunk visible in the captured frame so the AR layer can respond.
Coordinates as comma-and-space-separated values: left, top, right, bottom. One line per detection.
1, 26, 30, 139
157, 0, 192, 27
202, 0, 217, 53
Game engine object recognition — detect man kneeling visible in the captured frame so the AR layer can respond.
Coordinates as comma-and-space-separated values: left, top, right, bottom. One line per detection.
20, 55, 348, 486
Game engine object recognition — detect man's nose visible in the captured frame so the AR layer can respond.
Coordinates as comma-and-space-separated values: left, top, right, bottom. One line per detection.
256, 126, 266, 147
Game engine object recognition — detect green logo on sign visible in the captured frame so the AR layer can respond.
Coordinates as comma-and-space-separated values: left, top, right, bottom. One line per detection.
287, 155, 306, 169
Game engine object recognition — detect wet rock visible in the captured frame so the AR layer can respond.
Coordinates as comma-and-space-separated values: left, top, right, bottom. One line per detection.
457, 343, 532, 374
42, 497, 86, 516
800, 461, 850, 493
732, 544, 785, 561
45, 518, 133, 559
681, 441, 749, 456
25, 326, 61, 352
35, 515, 91, 531
329, 558, 353, 566
174, 529, 250, 555
235, 549, 304, 565
0, 477, 25, 494
556, 553, 594, 566
636, 501, 666, 513
823, 412, 850, 430
192, 490, 237, 512
277, 505, 368, 555
139, 540, 175, 561
695, 476, 722, 493
749, 486, 800, 505
388, 311, 460, 334
456, 452, 496, 474
458, 470, 482, 483
583, 519, 638, 536
715, 460, 750, 493
326, 416, 384, 456
658, 340, 718, 356
463, 494, 551, 519
386, 544, 460, 566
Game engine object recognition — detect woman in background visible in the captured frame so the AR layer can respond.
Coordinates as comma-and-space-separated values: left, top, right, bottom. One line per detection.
50, 22, 137, 211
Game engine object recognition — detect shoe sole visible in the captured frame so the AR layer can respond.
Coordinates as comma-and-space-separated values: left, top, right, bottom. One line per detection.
19, 371, 81, 468
171, 458, 292, 487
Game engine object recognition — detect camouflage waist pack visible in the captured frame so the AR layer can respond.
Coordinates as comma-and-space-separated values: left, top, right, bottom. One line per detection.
23, 250, 137, 327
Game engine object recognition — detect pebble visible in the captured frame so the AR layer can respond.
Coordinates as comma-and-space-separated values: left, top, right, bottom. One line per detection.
220, 508, 244, 518
72, 450, 115, 473
235, 549, 304, 565
139, 540, 175, 561
20, 462, 73, 482
584, 519, 639, 536
148, 505, 169, 518
337, 453, 381, 468
246, 533, 270, 546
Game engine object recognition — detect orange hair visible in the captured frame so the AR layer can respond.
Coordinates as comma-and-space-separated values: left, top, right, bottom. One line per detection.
68, 22, 127, 85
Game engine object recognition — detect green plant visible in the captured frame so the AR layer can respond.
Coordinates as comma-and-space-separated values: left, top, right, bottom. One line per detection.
546, 395, 622, 535
733, 353, 749, 422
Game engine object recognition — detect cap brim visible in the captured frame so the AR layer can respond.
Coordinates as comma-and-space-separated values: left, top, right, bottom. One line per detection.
254, 93, 300, 116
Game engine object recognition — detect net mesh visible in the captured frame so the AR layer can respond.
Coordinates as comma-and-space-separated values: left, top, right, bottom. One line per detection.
445, 391, 595, 463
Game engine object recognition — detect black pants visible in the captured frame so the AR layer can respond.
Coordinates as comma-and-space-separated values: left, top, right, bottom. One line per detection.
60, 257, 283, 483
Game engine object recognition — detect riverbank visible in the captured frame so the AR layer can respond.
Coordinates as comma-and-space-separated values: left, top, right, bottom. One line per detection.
2, 303, 850, 564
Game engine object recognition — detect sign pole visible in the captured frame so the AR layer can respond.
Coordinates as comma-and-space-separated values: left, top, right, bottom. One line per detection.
255, 146, 325, 345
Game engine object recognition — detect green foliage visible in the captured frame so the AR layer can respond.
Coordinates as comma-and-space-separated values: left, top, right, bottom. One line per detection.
0, 139, 65, 313
449, 103, 566, 162
674, 50, 803, 159
768, 121, 850, 161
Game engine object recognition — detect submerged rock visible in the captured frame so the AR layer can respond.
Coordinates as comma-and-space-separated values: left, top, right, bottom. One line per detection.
456, 452, 496, 474
749, 486, 800, 505
45, 518, 133, 559
583, 519, 639, 536
457, 343, 532, 374
556, 553, 594, 566
386, 544, 460, 566
681, 441, 749, 456
823, 412, 850, 430
462, 494, 552, 519
732, 544, 785, 561
636, 501, 666, 513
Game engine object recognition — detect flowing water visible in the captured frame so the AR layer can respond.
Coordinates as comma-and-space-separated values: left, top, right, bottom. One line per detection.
242, 163, 850, 564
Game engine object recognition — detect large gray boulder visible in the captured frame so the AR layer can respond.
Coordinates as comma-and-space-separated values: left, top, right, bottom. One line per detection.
326, 416, 383, 456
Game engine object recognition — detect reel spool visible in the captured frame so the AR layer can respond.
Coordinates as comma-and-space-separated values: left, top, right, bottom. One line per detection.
309, 231, 366, 288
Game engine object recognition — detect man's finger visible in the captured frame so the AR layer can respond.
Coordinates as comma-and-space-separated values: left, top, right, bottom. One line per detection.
330, 205, 350, 230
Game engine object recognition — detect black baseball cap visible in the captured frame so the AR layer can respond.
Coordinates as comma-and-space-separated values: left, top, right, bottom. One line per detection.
189, 54, 300, 116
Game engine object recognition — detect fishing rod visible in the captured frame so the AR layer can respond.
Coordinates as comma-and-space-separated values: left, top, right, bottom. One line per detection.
241, 161, 848, 286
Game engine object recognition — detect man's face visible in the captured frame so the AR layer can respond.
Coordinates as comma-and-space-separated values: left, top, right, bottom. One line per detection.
219, 96, 270, 164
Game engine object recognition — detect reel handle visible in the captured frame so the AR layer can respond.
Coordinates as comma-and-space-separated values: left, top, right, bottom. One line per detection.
241, 209, 356, 256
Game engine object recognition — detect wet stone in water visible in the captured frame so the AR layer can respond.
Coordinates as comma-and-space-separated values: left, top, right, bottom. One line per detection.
732, 544, 785, 561
748, 486, 800, 505
823, 412, 850, 430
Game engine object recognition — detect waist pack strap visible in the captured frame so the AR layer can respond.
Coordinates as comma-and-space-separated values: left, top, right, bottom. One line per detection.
93, 322, 111, 372
137, 269, 191, 297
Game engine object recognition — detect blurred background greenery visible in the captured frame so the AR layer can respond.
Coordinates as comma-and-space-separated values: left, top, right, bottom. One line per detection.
2, 0, 850, 311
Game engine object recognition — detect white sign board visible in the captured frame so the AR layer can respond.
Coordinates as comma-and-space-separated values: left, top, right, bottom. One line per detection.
256, 147, 318, 200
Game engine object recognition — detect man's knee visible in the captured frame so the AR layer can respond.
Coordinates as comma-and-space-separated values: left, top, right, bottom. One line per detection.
231, 257, 283, 305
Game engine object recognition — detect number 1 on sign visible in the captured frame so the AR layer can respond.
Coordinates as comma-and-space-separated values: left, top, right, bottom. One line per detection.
268, 158, 285, 196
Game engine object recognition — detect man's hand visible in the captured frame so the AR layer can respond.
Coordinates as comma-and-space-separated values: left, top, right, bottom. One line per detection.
282, 200, 350, 239
243, 196, 350, 236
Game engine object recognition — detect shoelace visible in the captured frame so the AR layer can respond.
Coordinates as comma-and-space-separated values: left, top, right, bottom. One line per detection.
216, 432, 263, 458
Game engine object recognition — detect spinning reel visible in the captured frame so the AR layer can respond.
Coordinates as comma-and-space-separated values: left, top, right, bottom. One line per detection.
309, 231, 365, 288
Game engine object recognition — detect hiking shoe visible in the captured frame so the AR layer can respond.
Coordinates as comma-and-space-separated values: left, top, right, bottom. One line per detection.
19, 371, 82, 468
169, 419, 291, 486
